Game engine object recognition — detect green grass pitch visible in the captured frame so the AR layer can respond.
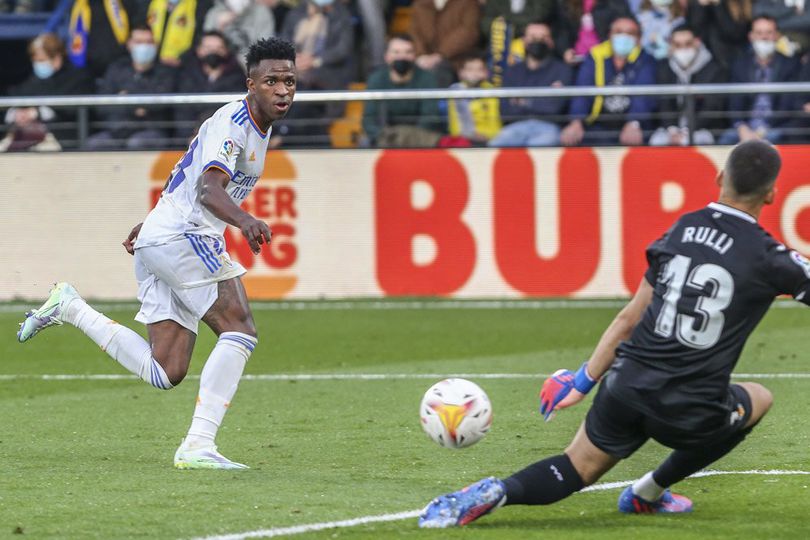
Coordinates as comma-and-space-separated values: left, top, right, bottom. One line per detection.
1, 300, 808, 539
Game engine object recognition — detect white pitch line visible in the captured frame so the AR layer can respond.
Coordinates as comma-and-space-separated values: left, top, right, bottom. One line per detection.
191, 510, 422, 540
1, 372, 810, 382
1, 298, 808, 313
190, 469, 810, 540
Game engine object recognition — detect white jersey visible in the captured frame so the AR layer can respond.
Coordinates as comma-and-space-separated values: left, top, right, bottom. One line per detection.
135, 98, 271, 248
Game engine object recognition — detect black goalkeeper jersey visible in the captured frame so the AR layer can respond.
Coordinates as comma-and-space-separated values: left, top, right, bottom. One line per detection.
609, 202, 810, 429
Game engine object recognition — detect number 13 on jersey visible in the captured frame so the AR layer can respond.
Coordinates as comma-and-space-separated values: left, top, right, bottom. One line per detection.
654, 255, 734, 350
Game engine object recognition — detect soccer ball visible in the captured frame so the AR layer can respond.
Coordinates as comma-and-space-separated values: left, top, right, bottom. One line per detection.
419, 378, 493, 449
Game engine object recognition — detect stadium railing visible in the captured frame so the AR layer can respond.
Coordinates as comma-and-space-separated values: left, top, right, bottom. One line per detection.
1, 82, 810, 149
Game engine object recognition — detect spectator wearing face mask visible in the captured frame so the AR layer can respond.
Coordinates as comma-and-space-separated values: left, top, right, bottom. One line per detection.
650, 24, 728, 146
554, 0, 633, 66
86, 25, 177, 150
3, 33, 94, 152
362, 34, 442, 147
446, 55, 502, 145
489, 22, 573, 147
753, 0, 810, 53
718, 15, 799, 144
174, 30, 246, 141
561, 15, 656, 146
637, 0, 686, 60
203, 0, 276, 67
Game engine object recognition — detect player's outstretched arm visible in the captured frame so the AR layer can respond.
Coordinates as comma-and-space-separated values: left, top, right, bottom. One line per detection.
584, 278, 654, 380
200, 168, 271, 254
540, 279, 654, 418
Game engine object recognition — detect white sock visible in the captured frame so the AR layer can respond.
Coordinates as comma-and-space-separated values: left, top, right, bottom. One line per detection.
184, 331, 256, 447
63, 298, 172, 390
632, 471, 665, 501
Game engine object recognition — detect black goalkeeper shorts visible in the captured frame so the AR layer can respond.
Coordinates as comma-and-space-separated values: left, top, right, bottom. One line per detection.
584, 376, 753, 459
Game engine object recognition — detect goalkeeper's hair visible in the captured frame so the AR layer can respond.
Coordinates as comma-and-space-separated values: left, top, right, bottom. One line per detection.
245, 37, 296, 75
724, 140, 781, 201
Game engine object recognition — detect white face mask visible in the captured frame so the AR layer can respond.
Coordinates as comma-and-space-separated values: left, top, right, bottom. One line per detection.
752, 39, 775, 59
225, 0, 250, 14
510, 0, 526, 11
672, 47, 697, 68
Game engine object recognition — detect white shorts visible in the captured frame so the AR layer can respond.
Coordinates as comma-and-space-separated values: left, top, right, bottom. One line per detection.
134, 234, 246, 333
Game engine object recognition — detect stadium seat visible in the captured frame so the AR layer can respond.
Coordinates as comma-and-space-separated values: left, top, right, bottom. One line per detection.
0, 13, 51, 39
329, 82, 366, 148
388, 6, 412, 35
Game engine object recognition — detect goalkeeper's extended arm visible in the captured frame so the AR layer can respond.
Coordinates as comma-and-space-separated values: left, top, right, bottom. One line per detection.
540, 278, 654, 420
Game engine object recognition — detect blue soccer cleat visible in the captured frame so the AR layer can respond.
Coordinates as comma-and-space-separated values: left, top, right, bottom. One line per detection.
418, 476, 506, 528
618, 486, 693, 514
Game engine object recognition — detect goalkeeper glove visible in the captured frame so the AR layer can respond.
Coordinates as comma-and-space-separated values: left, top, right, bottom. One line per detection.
539, 362, 597, 421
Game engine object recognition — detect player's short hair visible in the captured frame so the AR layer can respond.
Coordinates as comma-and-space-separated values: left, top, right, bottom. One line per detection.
724, 140, 781, 200
245, 37, 296, 75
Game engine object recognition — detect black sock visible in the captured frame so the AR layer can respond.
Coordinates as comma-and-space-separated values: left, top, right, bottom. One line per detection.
502, 453, 584, 506
653, 426, 753, 488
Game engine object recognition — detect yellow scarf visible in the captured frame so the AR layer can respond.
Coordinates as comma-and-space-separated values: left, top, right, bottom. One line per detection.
586, 40, 641, 125
147, 0, 196, 62
69, 0, 129, 67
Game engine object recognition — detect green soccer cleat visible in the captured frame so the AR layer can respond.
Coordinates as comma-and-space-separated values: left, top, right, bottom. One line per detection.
173, 440, 249, 470
17, 282, 80, 343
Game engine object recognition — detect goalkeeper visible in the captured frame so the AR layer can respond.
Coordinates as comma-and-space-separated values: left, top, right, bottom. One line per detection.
419, 140, 809, 527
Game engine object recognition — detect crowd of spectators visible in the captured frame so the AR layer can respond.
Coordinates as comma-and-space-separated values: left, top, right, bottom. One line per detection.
2, 0, 810, 151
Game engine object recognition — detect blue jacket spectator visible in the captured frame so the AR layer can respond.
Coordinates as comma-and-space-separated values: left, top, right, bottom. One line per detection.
562, 15, 656, 146
489, 22, 574, 147
718, 15, 800, 144
500, 58, 573, 117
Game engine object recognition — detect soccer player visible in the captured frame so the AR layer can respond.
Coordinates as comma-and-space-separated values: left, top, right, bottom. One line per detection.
419, 140, 807, 527
16, 37, 297, 470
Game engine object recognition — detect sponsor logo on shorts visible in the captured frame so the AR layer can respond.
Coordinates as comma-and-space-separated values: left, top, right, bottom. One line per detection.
729, 403, 746, 425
